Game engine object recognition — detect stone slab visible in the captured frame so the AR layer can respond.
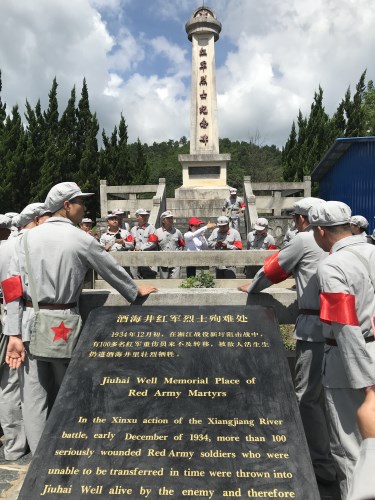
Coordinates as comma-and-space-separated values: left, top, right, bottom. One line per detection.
20, 306, 318, 499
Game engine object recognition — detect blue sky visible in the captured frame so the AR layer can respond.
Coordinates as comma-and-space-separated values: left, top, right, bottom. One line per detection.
0, 0, 374, 147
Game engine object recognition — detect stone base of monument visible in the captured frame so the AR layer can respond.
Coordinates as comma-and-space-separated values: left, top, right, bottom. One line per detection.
20, 305, 319, 500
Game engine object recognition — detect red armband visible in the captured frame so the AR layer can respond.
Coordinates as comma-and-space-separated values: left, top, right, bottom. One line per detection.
1, 276, 23, 303
125, 235, 134, 243
263, 252, 290, 284
233, 240, 242, 250
148, 234, 158, 243
320, 292, 359, 326
178, 238, 185, 248
267, 244, 278, 250
240, 202, 246, 208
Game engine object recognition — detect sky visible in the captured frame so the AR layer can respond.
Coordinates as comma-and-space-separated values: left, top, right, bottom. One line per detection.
0, 0, 374, 148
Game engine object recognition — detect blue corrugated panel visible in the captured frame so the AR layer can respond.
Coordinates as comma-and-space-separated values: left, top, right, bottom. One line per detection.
319, 141, 375, 233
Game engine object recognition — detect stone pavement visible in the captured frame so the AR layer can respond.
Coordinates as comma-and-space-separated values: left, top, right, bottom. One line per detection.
0, 441, 31, 499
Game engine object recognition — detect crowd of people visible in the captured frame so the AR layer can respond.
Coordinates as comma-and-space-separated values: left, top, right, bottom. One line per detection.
0, 184, 374, 500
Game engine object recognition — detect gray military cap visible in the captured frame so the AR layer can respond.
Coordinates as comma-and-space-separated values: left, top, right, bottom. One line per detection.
350, 215, 369, 229
217, 215, 230, 226
160, 210, 174, 220
292, 197, 325, 216
135, 208, 149, 216
15, 203, 50, 228
0, 215, 13, 229
5, 212, 19, 219
45, 182, 94, 213
308, 201, 351, 227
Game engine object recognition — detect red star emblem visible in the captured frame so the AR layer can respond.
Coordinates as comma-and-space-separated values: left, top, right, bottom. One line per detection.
51, 321, 72, 343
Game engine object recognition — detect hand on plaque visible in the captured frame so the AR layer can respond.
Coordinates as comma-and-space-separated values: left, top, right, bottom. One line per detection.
137, 286, 158, 297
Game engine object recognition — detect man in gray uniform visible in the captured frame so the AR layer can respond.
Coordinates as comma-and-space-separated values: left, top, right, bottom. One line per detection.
155, 211, 184, 279
208, 215, 242, 279
3, 182, 157, 455
130, 208, 158, 279
222, 188, 245, 231
239, 197, 336, 485
0, 213, 28, 460
309, 200, 375, 498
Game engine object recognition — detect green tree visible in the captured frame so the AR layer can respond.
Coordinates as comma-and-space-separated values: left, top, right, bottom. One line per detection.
363, 80, 375, 135
345, 70, 367, 137
59, 86, 78, 180
0, 106, 26, 212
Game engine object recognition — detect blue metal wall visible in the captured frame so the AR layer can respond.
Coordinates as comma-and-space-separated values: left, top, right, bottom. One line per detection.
319, 141, 375, 233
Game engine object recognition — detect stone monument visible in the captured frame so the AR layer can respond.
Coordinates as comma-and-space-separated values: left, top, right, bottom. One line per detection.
176, 6, 231, 200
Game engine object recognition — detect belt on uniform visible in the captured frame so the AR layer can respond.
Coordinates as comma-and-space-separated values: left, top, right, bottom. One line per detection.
299, 309, 320, 316
326, 336, 375, 347
25, 301, 77, 310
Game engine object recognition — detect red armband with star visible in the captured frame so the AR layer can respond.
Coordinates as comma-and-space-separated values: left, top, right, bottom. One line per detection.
148, 234, 158, 243
320, 292, 359, 326
263, 252, 291, 283
1, 276, 23, 303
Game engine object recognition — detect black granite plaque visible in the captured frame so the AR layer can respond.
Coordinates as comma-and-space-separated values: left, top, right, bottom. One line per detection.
20, 306, 319, 499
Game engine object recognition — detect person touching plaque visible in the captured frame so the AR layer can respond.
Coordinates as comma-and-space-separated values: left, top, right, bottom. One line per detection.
2, 182, 157, 455
239, 197, 336, 486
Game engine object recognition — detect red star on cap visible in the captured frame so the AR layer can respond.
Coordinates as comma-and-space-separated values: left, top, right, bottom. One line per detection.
51, 321, 72, 343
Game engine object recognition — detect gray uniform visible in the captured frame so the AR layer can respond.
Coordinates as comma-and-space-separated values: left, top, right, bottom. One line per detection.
248, 230, 335, 482
130, 223, 158, 279
0, 237, 27, 460
99, 228, 134, 252
247, 231, 276, 249
316, 235, 375, 498
347, 438, 375, 500
5, 217, 138, 454
155, 226, 184, 279
222, 196, 244, 231
208, 227, 242, 278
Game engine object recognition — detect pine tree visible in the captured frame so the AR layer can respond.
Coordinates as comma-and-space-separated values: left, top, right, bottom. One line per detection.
363, 80, 375, 135
131, 138, 149, 184
32, 78, 63, 201
0, 106, 26, 212
345, 70, 367, 137
282, 122, 297, 181
116, 114, 130, 184
59, 86, 78, 180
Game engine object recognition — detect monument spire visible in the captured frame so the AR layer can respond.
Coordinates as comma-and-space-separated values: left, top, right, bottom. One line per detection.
176, 6, 230, 199
185, 6, 221, 154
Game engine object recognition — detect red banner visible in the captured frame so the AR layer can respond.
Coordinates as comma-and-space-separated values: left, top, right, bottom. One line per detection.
1, 276, 23, 303
320, 292, 359, 326
263, 252, 290, 283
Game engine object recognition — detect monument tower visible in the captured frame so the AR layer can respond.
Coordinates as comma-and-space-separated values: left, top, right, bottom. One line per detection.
176, 6, 230, 199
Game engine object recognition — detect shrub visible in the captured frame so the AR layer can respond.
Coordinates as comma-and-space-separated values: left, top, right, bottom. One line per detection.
179, 271, 216, 289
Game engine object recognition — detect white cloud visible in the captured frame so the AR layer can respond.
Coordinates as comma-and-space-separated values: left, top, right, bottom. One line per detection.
0, 0, 374, 148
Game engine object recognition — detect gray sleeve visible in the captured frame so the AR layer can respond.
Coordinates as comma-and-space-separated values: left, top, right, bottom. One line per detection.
247, 267, 273, 294
348, 439, 375, 500
3, 247, 23, 336
85, 239, 138, 303
207, 230, 217, 249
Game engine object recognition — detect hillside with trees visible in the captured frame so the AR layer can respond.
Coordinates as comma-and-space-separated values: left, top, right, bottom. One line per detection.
0, 69, 373, 217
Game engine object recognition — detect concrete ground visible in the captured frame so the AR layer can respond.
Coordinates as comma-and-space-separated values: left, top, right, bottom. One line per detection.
0, 439, 31, 499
